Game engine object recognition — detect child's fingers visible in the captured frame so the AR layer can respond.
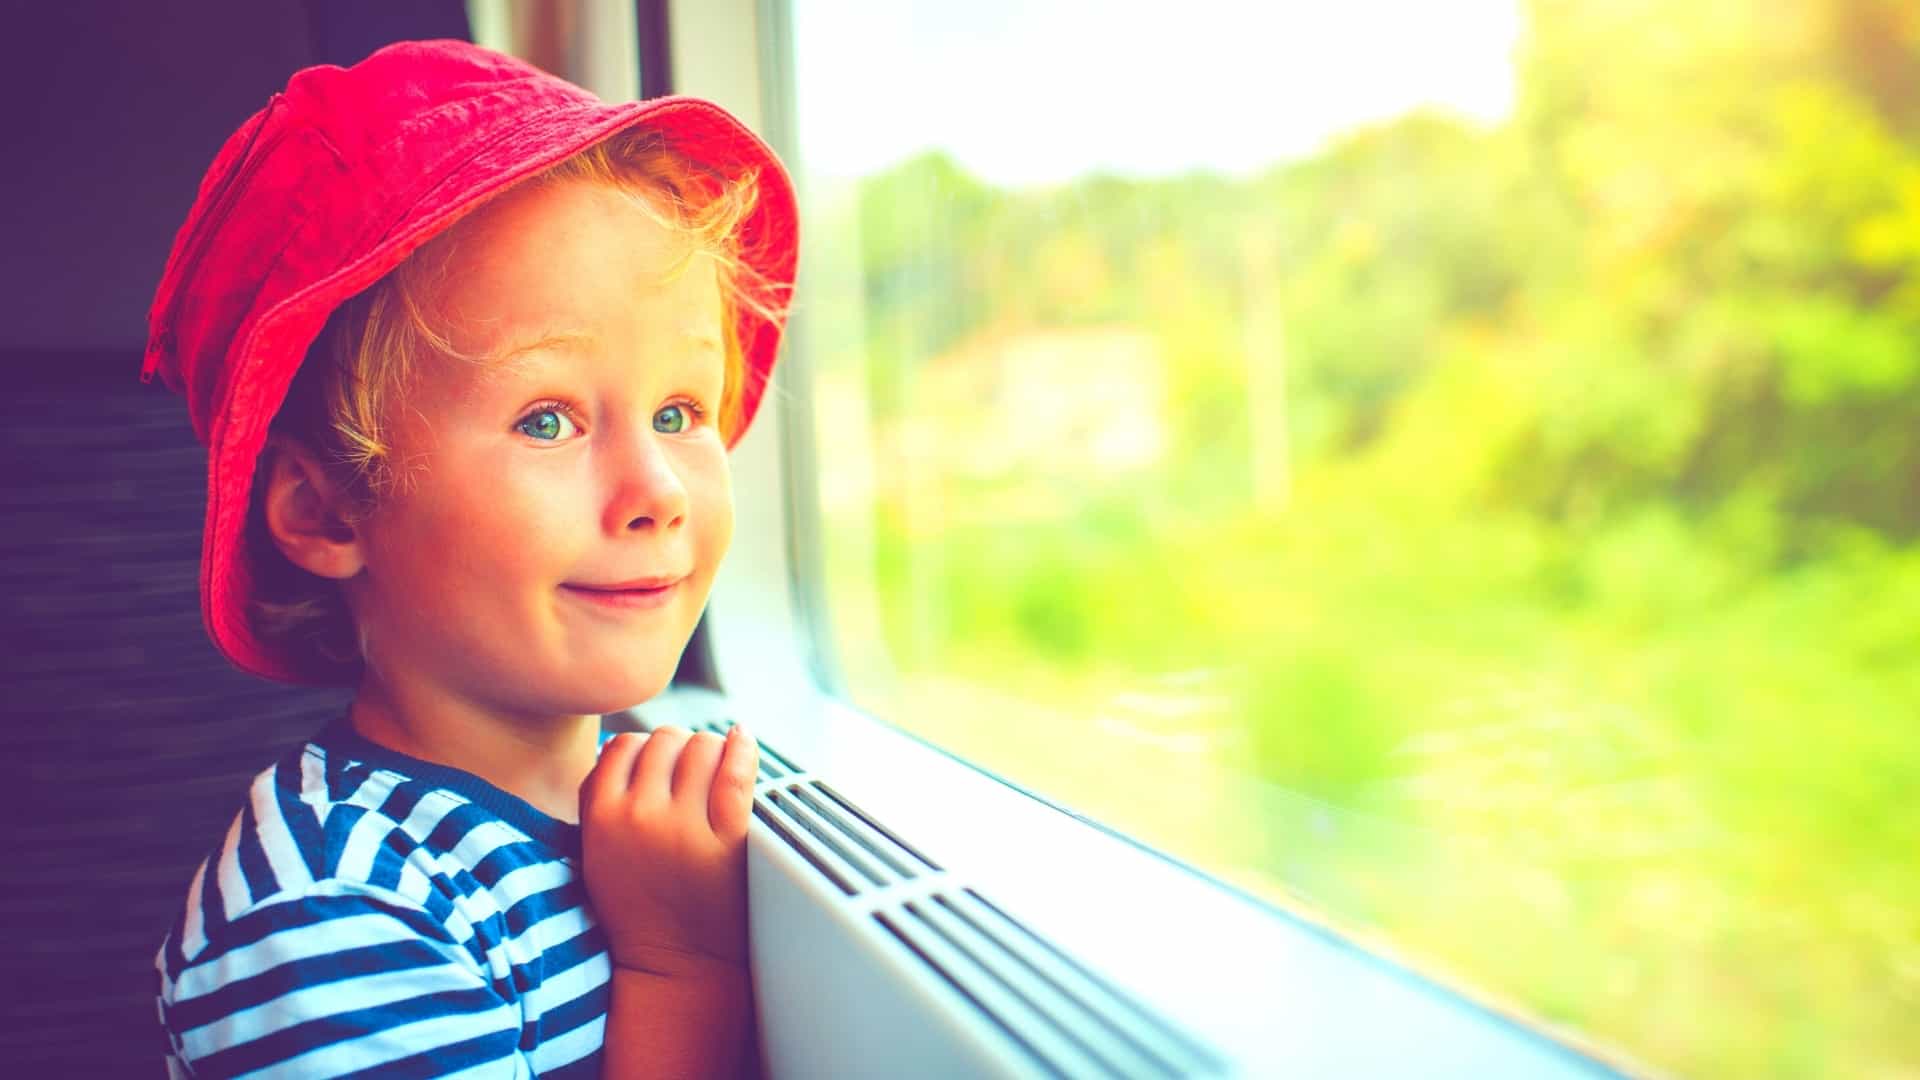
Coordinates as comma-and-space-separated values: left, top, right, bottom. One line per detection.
708, 726, 759, 836
631, 725, 691, 800
581, 731, 646, 810
669, 731, 726, 807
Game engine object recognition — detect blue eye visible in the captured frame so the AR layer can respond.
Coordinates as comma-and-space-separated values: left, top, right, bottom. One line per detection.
516, 408, 578, 441
654, 404, 688, 434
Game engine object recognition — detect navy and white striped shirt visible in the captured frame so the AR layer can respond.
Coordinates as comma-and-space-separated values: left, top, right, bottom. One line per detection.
155, 718, 617, 1078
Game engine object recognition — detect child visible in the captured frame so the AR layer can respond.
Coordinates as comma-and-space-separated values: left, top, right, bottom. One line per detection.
145, 39, 797, 1078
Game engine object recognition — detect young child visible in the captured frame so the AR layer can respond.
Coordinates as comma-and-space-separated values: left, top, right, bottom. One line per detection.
145, 39, 797, 1078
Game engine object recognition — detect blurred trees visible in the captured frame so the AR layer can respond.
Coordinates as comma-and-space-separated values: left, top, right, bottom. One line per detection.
819, 1, 1919, 1075
846, 0, 1920, 548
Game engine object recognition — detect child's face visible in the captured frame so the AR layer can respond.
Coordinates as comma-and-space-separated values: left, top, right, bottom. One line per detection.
343, 178, 734, 718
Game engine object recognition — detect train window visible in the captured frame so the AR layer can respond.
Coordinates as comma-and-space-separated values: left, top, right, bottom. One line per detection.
781, 1, 1919, 1076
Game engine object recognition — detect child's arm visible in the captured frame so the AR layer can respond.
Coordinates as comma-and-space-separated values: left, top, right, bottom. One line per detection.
580, 726, 761, 1079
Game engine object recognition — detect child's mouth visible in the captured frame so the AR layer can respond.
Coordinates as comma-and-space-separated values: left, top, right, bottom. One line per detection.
560, 577, 685, 611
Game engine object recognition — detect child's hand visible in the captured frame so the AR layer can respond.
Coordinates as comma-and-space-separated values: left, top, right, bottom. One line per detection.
579, 726, 759, 976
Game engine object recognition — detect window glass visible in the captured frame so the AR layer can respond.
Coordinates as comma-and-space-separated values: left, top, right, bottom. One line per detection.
785, 2, 1919, 1075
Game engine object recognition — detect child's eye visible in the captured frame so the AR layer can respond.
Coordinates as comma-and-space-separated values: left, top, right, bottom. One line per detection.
516, 407, 579, 441
654, 403, 691, 434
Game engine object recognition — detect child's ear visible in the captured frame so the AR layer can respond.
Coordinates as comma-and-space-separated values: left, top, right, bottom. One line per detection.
259, 438, 366, 581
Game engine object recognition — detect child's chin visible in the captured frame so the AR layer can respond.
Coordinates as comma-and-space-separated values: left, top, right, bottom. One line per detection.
569, 671, 674, 714
529, 649, 682, 714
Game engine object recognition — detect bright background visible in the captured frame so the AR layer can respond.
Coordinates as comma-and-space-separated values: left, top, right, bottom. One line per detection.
787, 2, 1920, 1076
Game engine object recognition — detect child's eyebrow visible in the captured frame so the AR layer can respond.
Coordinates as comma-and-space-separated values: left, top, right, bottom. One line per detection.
489, 328, 721, 362
486, 330, 599, 365
475, 328, 725, 386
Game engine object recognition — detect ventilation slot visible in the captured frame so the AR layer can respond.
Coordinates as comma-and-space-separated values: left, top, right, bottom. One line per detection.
796, 781, 940, 875
752, 800, 857, 895
758, 785, 909, 892
757, 739, 800, 780
875, 891, 1225, 1078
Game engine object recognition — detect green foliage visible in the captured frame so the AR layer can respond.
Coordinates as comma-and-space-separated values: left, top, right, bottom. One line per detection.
824, 1, 1920, 1074
1244, 651, 1402, 804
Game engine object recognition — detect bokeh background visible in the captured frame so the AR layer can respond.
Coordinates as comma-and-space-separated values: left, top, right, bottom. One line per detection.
790, 2, 1920, 1076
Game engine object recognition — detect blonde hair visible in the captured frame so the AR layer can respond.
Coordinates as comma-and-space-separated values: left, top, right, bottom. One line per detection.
248, 128, 775, 677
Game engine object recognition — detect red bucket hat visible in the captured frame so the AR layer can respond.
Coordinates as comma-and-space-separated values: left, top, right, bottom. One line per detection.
141, 38, 799, 686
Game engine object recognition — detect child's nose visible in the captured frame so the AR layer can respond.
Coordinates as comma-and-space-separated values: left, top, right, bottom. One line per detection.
605, 432, 689, 534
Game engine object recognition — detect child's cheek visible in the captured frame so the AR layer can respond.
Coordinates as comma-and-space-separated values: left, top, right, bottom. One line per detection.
398, 435, 561, 565
485, 450, 582, 552
688, 441, 734, 530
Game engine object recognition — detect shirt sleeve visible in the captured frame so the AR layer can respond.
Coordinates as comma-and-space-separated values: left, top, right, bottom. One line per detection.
158, 884, 529, 1079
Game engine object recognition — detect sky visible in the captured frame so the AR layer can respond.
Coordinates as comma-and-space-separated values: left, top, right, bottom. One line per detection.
789, 0, 1523, 186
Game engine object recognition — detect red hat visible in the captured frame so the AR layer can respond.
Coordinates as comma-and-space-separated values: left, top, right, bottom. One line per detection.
141, 38, 799, 685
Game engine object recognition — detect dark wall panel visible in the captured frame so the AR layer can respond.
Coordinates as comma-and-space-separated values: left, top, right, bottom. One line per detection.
0, 362, 350, 1074
0, 2, 471, 1072
0, 0, 471, 357
0, 2, 315, 354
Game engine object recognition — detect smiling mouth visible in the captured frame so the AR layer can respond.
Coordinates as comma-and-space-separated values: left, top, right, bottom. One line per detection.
560, 577, 687, 610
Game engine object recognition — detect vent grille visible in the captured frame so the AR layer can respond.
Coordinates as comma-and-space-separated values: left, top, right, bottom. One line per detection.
751, 779, 938, 894
692, 712, 1227, 1077
876, 890, 1224, 1078
806, 781, 943, 874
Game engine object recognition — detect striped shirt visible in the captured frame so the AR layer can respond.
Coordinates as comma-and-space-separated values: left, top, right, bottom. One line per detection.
154, 718, 617, 1078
